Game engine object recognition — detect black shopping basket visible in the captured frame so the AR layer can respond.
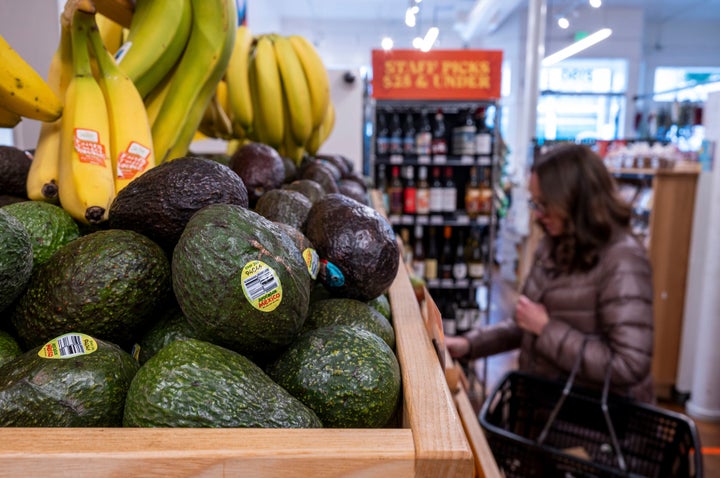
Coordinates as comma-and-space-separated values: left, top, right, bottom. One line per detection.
479, 364, 703, 477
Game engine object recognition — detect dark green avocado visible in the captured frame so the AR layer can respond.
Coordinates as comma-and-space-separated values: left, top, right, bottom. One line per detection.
172, 204, 312, 357
0, 333, 139, 427
11, 229, 171, 349
266, 325, 401, 428
303, 298, 395, 349
0, 208, 33, 313
107, 156, 249, 253
123, 338, 322, 428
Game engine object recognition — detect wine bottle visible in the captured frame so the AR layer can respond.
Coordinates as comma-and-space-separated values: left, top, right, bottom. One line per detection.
442, 167, 457, 213
376, 112, 390, 155
424, 226, 439, 280
412, 225, 426, 279
439, 225, 454, 280
403, 112, 416, 155
453, 229, 468, 281
415, 110, 432, 155
429, 166, 444, 214
389, 112, 403, 155
387, 165, 404, 215
403, 165, 417, 215
415, 165, 430, 215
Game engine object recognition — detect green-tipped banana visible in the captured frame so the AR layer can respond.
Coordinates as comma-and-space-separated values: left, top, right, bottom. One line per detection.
248, 35, 284, 148
115, 0, 192, 98
288, 35, 330, 130
225, 24, 254, 138
273, 34, 313, 147
151, 0, 237, 163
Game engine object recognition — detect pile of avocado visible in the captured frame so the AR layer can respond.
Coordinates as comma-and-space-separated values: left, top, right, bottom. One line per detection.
0, 145, 401, 429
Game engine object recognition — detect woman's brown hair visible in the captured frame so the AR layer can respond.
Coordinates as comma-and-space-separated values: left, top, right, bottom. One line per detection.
531, 143, 632, 273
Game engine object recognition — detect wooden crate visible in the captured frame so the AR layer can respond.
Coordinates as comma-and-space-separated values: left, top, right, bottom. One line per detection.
0, 202, 474, 478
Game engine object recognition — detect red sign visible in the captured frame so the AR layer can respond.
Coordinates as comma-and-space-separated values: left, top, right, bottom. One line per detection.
371, 49, 503, 100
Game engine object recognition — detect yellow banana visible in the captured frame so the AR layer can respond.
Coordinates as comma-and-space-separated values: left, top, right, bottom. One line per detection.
0, 34, 63, 122
248, 35, 284, 148
273, 34, 313, 147
58, 8, 115, 225
87, 10, 155, 194
288, 35, 330, 130
144, 67, 174, 126
26, 15, 73, 202
225, 25, 254, 138
0, 105, 21, 128
306, 99, 335, 156
198, 91, 233, 140
96, 12, 124, 55
151, 0, 237, 163
115, 0, 192, 99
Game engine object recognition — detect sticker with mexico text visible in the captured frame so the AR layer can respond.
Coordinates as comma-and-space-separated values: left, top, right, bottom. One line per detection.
38, 333, 98, 359
241, 260, 282, 312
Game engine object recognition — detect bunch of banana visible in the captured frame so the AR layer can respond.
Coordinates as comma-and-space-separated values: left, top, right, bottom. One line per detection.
223, 30, 334, 165
57, 3, 115, 225
0, 34, 63, 123
86, 7, 155, 194
149, 0, 237, 163
26, 13, 74, 202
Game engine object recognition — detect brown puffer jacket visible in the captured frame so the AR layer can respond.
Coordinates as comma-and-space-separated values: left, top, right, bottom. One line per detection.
465, 228, 655, 403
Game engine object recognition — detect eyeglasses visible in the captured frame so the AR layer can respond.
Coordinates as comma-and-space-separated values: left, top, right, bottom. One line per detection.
528, 198, 547, 215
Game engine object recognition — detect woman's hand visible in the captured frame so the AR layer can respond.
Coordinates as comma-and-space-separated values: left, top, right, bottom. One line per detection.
514, 295, 550, 336
445, 335, 470, 359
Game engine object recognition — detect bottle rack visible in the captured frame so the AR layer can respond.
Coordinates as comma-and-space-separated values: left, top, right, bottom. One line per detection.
370, 99, 501, 338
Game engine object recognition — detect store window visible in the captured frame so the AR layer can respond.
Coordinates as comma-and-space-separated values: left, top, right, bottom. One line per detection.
535, 59, 628, 142
653, 67, 720, 102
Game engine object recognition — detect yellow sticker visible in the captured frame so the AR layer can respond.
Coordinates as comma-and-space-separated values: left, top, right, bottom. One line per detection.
241, 260, 282, 312
38, 333, 98, 359
303, 248, 320, 280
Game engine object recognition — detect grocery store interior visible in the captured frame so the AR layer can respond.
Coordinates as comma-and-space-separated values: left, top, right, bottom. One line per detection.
2, 0, 720, 475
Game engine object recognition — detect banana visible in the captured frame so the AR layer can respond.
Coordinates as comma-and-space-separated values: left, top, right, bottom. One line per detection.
198, 90, 233, 140
248, 34, 284, 148
273, 34, 313, 147
26, 15, 74, 202
58, 7, 115, 225
225, 25, 254, 138
288, 35, 330, 130
96, 12, 124, 55
0, 34, 63, 122
306, 99, 335, 156
143, 67, 174, 126
0, 105, 21, 128
151, 0, 237, 163
87, 9, 156, 194
115, 0, 192, 99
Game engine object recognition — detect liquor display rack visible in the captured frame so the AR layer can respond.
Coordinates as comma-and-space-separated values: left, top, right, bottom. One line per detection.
369, 99, 502, 339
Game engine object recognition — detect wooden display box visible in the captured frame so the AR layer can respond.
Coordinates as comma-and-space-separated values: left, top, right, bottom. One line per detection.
0, 211, 474, 477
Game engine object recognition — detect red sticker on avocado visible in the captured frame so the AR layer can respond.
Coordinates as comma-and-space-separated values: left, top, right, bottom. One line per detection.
241, 260, 282, 312
38, 333, 98, 359
303, 248, 319, 280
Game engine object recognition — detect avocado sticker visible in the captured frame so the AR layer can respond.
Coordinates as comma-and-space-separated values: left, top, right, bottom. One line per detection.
303, 248, 320, 280
241, 260, 282, 312
38, 333, 98, 359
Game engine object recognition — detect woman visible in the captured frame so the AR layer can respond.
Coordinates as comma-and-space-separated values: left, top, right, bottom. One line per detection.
446, 143, 655, 403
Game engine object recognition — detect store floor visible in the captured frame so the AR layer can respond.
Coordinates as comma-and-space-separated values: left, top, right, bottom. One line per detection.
470, 274, 720, 476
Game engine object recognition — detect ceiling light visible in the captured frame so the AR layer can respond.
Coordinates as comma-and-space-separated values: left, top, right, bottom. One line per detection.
542, 28, 612, 66
589, 0, 602, 7
405, 6, 417, 27
381, 37, 394, 51
557, 16, 570, 29
412, 37, 424, 49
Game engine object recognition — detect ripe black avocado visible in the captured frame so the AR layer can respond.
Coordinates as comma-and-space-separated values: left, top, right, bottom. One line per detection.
108, 156, 249, 253
304, 193, 399, 301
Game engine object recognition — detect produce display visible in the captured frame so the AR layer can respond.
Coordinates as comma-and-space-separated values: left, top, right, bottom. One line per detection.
0, 1, 398, 432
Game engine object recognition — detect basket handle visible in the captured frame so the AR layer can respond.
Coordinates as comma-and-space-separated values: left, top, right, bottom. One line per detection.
535, 337, 627, 472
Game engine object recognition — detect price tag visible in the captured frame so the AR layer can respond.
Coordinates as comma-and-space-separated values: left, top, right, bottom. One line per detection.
430, 215, 444, 225
475, 215, 490, 226
401, 215, 414, 225
389, 215, 401, 224
477, 157, 492, 166
433, 155, 447, 164
390, 154, 404, 164
427, 279, 440, 288
441, 278, 454, 288
416, 215, 429, 225
418, 155, 431, 164
456, 214, 470, 225
460, 155, 474, 164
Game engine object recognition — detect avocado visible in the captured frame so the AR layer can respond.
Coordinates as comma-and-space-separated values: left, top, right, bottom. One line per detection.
367, 293, 391, 321
172, 204, 312, 357
338, 179, 369, 205
0, 195, 27, 207
123, 338, 322, 428
135, 302, 201, 364
304, 193, 399, 301
0, 330, 21, 367
0, 333, 139, 427
108, 156, 249, 253
2, 200, 81, 267
299, 161, 340, 194
303, 298, 395, 349
228, 142, 285, 208
0, 209, 33, 313
315, 154, 352, 178
0, 146, 32, 198
281, 155, 298, 183
11, 229, 171, 349
282, 179, 326, 204
266, 325, 401, 428
254, 188, 312, 231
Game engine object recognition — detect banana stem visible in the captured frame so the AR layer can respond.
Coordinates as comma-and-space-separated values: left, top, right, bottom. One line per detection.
71, 11, 94, 79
